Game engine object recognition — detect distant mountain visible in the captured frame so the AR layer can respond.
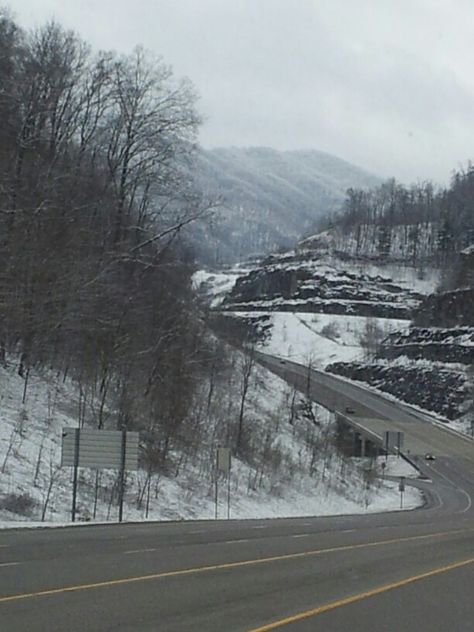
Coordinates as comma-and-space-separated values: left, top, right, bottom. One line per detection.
188, 147, 380, 263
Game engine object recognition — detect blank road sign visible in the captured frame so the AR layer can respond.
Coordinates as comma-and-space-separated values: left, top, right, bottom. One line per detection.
217, 447, 231, 473
384, 431, 404, 451
61, 428, 139, 470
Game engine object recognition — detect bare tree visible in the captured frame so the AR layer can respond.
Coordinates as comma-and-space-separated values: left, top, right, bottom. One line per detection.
358, 317, 385, 360
236, 346, 256, 454
41, 449, 61, 521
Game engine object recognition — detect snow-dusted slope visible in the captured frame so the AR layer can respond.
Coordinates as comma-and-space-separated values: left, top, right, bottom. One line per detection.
188, 147, 380, 263
0, 353, 421, 527
221, 251, 424, 319
196, 249, 435, 369
299, 222, 442, 271
2, 248, 434, 527
229, 311, 409, 368
204, 246, 472, 428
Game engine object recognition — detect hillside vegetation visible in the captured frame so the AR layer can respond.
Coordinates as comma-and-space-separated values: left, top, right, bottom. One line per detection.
0, 10, 229, 479
188, 146, 380, 263
303, 171, 474, 426
312, 170, 474, 275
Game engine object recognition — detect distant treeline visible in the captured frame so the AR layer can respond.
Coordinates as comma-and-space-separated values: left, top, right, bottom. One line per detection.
0, 9, 215, 466
321, 168, 474, 266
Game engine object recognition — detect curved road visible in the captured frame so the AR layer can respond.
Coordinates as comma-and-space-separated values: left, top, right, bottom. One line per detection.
1, 354, 474, 631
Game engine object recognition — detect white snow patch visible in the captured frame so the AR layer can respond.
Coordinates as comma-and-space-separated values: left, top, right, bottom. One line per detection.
376, 455, 419, 478
0, 355, 423, 528
193, 269, 248, 307
228, 311, 408, 368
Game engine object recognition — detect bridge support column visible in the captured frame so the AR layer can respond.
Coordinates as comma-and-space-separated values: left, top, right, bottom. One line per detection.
353, 431, 358, 456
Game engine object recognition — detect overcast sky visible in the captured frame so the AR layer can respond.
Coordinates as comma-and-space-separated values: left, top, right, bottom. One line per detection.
11, 0, 474, 184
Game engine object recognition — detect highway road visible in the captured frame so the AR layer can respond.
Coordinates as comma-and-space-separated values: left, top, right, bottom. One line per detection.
256, 351, 474, 462
2, 354, 474, 631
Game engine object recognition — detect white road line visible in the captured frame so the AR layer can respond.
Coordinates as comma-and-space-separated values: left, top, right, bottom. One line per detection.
291, 534, 311, 539
340, 529, 356, 533
0, 562, 19, 567
251, 525, 267, 529
0, 545, 10, 548
436, 489, 445, 510
431, 464, 472, 514
224, 538, 249, 544
124, 548, 157, 555
460, 489, 472, 514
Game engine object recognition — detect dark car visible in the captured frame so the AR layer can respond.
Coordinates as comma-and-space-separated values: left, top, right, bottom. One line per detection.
345, 406, 355, 414
425, 453, 436, 461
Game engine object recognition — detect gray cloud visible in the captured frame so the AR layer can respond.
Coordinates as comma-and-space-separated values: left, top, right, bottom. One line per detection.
11, 0, 474, 184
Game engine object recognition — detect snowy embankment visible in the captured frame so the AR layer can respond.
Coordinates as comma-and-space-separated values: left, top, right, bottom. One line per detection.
195, 264, 410, 368
231, 311, 408, 368
1, 257, 431, 527
0, 354, 423, 528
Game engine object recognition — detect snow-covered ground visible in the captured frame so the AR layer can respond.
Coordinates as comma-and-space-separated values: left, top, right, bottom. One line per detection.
228, 311, 409, 367
193, 268, 249, 307
349, 261, 438, 295
0, 352, 423, 528
1, 255, 437, 528
300, 226, 441, 293
377, 455, 419, 478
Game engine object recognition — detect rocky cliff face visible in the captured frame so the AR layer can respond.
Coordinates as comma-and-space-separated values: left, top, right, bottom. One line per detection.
222, 251, 422, 319
327, 361, 467, 420
326, 323, 474, 421
212, 241, 471, 425
379, 327, 474, 364
414, 288, 474, 327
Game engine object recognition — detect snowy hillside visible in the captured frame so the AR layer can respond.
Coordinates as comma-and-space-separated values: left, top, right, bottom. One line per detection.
300, 223, 438, 265
187, 147, 380, 263
0, 354, 421, 526
198, 245, 474, 429
1, 248, 435, 527
231, 312, 408, 368
196, 249, 436, 370
219, 250, 424, 319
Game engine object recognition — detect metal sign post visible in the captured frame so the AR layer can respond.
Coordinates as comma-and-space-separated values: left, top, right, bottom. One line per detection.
215, 447, 231, 519
384, 431, 405, 457
397, 431, 403, 457
399, 476, 405, 508
71, 428, 80, 522
118, 427, 127, 523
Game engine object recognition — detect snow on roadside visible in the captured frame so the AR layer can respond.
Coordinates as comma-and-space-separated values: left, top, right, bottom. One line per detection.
0, 353, 423, 528
228, 310, 408, 368
376, 455, 419, 478
1, 262, 430, 527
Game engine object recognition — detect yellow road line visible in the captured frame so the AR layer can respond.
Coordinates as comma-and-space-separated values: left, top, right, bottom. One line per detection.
0, 527, 471, 604
248, 555, 474, 631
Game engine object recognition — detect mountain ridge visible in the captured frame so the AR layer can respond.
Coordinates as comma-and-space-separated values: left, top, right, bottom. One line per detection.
189, 146, 381, 263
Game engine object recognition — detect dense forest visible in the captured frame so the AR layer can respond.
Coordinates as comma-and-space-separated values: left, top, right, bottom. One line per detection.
0, 10, 223, 469
321, 168, 474, 271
